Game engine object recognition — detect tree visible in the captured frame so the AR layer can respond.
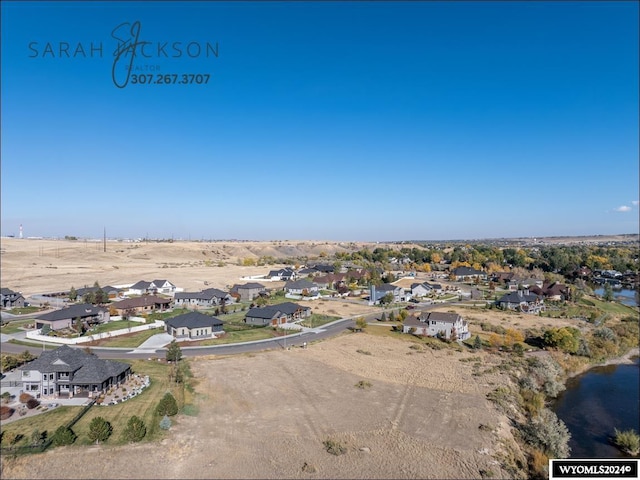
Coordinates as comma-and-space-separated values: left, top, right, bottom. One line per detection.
159, 415, 172, 430
380, 293, 394, 305
51, 426, 76, 446
166, 340, 182, 363
82, 291, 95, 304
520, 408, 571, 459
31, 428, 45, 446
94, 288, 107, 305
156, 392, 179, 416
88, 417, 112, 444
603, 282, 614, 302
355, 317, 367, 330
488, 333, 502, 350
68, 286, 77, 302
504, 329, 525, 349
473, 335, 483, 350
389, 311, 396, 322
543, 327, 580, 354
40, 324, 51, 335
73, 318, 84, 335
122, 415, 146, 443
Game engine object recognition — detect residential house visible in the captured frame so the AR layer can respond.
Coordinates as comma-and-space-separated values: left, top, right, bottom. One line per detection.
1, 288, 25, 309
507, 277, 544, 291
284, 279, 320, 296
165, 311, 225, 340
109, 295, 171, 315
410, 283, 432, 298
126, 279, 176, 296
313, 274, 346, 290
497, 289, 544, 313
452, 266, 487, 281
369, 283, 408, 304
530, 282, 570, 301
267, 268, 297, 281
229, 283, 267, 302
35, 303, 110, 331
173, 288, 234, 308
75, 285, 122, 300
19, 344, 130, 399
245, 302, 311, 326
402, 311, 470, 341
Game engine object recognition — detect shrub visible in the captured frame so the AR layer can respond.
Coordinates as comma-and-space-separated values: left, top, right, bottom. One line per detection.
156, 392, 178, 416
19, 392, 34, 404
354, 380, 372, 389
612, 428, 640, 456
0, 405, 14, 420
122, 415, 146, 443
356, 349, 372, 355
51, 426, 76, 447
519, 408, 571, 459
323, 438, 347, 455
159, 415, 172, 430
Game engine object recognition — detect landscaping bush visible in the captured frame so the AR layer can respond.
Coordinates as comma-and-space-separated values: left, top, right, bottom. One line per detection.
0, 405, 14, 420
19, 392, 34, 404
159, 415, 171, 430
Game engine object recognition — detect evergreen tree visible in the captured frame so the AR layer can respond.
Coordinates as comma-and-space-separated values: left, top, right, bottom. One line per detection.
473, 335, 482, 350
51, 426, 76, 446
156, 392, 179, 416
88, 416, 112, 444
166, 340, 183, 362
159, 415, 172, 430
68, 286, 78, 302
122, 415, 146, 443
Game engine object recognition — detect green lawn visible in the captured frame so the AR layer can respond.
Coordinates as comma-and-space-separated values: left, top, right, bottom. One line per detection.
87, 327, 164, 348
299, 314, 340, 328
8, 339, 58, 350
0, 319, 36, 335
1, 359, 193, 449
89, 320, 142, 335
5, 306, 41, 315
192, 328, 277, 345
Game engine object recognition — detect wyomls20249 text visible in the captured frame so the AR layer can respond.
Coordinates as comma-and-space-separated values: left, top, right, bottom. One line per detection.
130, 73, 211, 85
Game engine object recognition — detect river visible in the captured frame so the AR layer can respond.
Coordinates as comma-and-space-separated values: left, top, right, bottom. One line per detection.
553, 356, 640, 458
592, 287, 639, 308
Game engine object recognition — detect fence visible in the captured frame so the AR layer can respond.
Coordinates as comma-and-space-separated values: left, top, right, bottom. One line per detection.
0, 400, 96, 455
26, 321, 164, 345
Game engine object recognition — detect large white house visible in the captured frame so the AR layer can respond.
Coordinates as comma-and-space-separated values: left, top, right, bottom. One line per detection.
402, 311, 470, 341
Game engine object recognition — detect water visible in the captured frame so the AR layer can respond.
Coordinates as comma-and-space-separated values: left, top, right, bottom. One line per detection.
553, 357, 640, 458
592, 288, 639, 308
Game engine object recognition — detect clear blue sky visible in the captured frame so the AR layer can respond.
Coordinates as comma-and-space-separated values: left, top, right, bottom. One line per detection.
2, 1, 638, 241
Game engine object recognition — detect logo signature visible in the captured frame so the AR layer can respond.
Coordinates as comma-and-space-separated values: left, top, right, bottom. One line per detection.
111, 21, 150, 89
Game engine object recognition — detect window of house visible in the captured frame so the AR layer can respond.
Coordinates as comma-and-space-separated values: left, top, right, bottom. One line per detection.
22, 371, 30, 377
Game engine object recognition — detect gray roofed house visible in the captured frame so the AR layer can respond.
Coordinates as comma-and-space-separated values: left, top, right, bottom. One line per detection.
19, 344, 131, 399
1, 287, 25, 309
35, 303, 109, 331
284, 279, 319, 296
230, 283, 267, 302
174, 288, 234, 308
126, 279, 176, 296
452, 266, 487, 281
402, 311, 470, 340
75, 285, 122, 299
497, 289, 544, 313
369, 283, 407, 304
165, 311, 225, 340
245, 302, 311, 326
267, 268, 297, 281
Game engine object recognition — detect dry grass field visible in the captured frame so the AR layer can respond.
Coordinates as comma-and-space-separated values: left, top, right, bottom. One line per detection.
5, 237, 631, 479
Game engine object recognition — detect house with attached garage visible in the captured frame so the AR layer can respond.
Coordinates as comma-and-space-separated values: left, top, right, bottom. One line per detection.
75, 285, 122, 300
410, 283, 433, 298
1, 288, 25, 309
497, 289, 544, 313
229, 283, 267, 302
35, 303, 110, 331
402, 311, 470, 341
165, 311, 225, 340
126, 279, 177, 296
173, 288, 234, 308
267, 268, 297, 281
284, 279, 320, 296
109, 295, 171, 315
19, 344, 131, 399
452, 266, 487, 282
369, 283, 408, 304
244, 302, 311, 326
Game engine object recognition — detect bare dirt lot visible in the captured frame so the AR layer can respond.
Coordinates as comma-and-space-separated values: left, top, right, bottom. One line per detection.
1, 332, 516, 479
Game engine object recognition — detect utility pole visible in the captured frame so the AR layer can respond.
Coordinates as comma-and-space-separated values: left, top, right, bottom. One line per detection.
103, 227, 106, 253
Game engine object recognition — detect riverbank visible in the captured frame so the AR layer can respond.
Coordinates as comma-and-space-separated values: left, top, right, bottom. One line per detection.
561, 347, 640, 380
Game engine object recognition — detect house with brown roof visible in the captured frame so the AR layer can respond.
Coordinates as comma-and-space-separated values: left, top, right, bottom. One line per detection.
109, 295, 171, 315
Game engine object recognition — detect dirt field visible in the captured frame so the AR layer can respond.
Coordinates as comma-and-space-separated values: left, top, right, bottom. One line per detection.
1, 332, 517, 479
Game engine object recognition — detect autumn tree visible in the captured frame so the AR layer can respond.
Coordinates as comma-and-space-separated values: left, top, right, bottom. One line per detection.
88, 417, 112, 444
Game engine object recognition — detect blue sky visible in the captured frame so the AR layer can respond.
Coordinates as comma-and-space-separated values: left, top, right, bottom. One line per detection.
1, 1, 638, 241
